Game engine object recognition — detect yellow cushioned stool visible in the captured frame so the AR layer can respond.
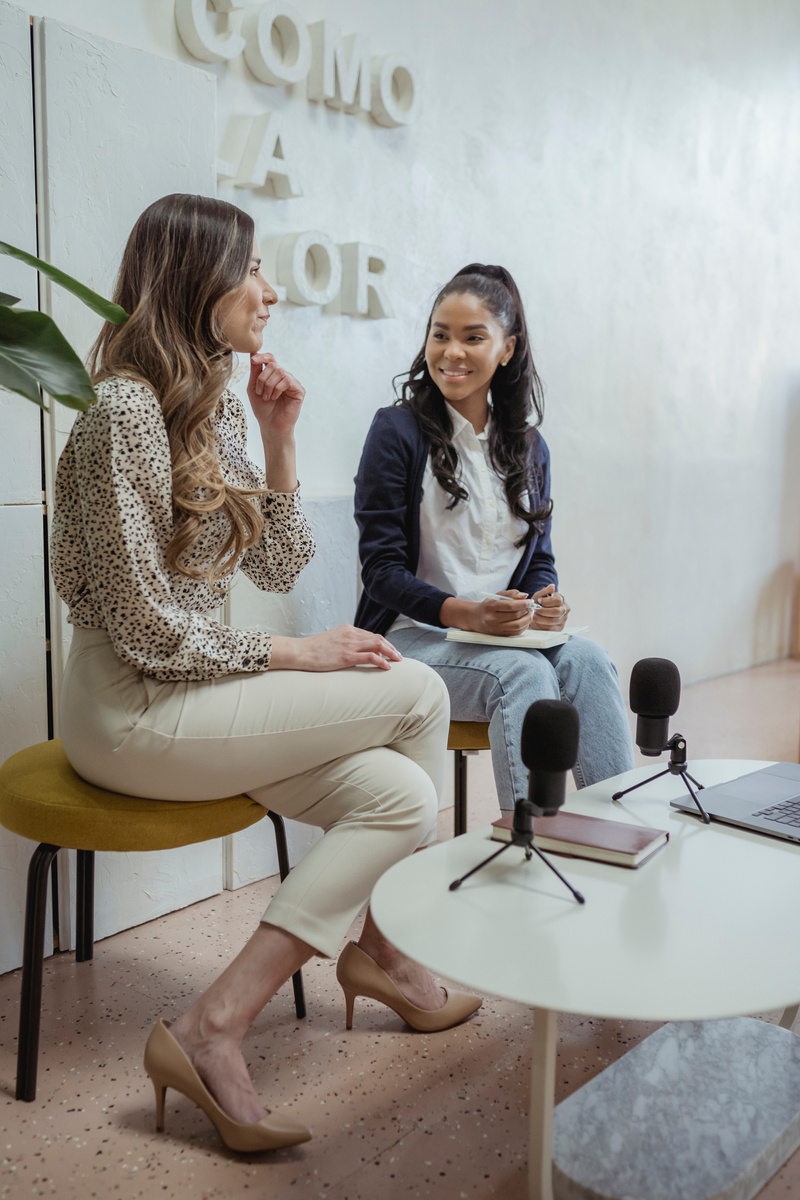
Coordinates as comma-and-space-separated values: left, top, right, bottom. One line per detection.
447, 721, 491, 837
0, 738, 306, 1101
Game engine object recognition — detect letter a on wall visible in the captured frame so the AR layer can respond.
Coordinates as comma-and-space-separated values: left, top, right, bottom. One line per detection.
234, 111, 302, 198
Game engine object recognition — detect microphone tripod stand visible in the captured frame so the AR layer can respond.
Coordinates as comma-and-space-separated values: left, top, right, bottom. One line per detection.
449, 801, 586, 904
612, 733, 711, 823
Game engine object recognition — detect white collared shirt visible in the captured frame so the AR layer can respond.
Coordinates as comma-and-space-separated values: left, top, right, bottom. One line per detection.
389, 402, 528, 634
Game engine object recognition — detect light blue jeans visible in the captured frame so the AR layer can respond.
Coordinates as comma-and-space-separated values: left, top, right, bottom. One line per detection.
388, 627, 635, 812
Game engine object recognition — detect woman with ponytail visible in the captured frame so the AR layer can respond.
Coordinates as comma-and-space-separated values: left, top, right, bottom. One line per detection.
354, 264, 633, 812
51, 197, 480, 1155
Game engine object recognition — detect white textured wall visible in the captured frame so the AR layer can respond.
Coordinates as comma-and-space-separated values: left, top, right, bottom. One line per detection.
10, 0, 798, 689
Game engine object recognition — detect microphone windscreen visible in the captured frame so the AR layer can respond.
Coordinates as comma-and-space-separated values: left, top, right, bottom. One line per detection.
520, 699, 580, 773
629, 658, 681, 717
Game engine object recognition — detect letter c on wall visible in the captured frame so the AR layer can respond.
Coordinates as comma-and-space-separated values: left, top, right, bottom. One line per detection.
276, 231, 342, 307
243, 2, 312, 85
175, 0, 245, 63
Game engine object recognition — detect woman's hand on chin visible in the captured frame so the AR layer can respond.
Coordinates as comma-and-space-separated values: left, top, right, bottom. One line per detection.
248, 353, 305, 441
269, 626, 403, 672
529, 584, 570, 632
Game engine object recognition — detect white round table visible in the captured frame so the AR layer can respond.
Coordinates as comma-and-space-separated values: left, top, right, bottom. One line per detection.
370, 761, 800, 1200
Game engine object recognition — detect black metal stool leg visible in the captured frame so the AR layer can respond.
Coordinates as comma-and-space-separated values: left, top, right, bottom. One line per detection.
17, 843, 60, 1101
267, 812, 306, 1020
76, 850, 95, 963
454, 749, 468, 837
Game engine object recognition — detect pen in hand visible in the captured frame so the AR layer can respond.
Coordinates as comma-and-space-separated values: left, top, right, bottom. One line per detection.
480, 592, 543, 612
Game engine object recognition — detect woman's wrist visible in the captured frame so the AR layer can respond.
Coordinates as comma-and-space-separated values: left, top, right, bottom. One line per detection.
439, 596, 479, 631
261, 435, 298, 493
268, 635, 302, 669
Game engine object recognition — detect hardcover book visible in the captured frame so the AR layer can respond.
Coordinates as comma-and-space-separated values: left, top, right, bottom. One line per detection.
491, 810, 669, 868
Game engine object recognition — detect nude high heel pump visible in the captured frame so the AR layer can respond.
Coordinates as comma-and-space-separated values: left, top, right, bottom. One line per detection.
143, 1019, 312, 1152
336, 941, 482, 1032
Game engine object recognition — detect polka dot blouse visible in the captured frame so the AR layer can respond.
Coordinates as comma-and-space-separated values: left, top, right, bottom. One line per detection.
51, 376, 315, 681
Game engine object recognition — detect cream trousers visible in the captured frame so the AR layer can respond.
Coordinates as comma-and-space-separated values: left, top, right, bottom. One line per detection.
61, 628, 450, 957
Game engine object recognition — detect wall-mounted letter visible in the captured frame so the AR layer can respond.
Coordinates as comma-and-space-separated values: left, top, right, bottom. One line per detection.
308, 21, 370, 114
370, 55, 419, 127
233, 112, 302, 198
175, 0, 245, 63
276, 231, 342, 306
340, 244, 394, 319
243, 2, 311, 86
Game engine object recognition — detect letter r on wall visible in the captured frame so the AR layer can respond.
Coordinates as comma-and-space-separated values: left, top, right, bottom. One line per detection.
340, 244, 394, 319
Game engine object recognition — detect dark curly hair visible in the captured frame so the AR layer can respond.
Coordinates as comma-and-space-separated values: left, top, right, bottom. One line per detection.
395, 263, 552, 545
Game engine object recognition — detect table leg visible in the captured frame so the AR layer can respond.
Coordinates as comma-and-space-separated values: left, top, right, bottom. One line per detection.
780, 1003, 799, 1030
529, 1006, 557, 1200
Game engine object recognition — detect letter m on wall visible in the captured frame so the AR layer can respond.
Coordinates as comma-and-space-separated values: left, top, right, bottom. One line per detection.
308, 21, 370, 113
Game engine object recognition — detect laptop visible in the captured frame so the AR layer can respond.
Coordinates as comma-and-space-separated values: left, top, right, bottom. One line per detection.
669, 761, 800, 843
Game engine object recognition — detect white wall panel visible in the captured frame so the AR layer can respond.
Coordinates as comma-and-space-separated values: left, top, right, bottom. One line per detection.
226, 492, 359, 636
0, 0, 41, 504
0, 505, 47, 756
87, 842, 226, 944
0, 505, 49, 973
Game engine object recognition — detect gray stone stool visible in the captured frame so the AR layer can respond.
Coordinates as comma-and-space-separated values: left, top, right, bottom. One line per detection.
552, 1018, 800, 1200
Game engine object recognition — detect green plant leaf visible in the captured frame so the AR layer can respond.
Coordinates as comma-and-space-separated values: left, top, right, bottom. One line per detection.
0, 349, 44, 407
0, 306, 96, 410
0, 241, 128, 325
0, 292, 20, 306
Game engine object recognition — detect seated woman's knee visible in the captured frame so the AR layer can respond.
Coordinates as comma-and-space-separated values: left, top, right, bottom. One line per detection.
398, 655, 450, 710
558, 637, 619, 683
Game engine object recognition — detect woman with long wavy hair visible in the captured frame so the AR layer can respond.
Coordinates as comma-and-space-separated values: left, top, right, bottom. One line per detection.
51, 195, 480, 1154
354, 264, 634, 812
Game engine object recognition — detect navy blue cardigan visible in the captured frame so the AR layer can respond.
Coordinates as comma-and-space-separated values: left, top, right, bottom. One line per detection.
353, 405, 558, 636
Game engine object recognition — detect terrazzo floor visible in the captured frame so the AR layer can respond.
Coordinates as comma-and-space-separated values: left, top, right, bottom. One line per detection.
1, 659, 799, 1200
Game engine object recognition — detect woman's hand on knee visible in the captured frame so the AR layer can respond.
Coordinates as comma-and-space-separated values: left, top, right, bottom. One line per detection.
269, 626, 402, 671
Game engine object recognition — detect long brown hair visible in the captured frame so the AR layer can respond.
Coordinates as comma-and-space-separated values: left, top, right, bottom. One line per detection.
89, 193, 263, 590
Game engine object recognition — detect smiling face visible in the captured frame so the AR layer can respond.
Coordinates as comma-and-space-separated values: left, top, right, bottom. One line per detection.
217, 238, 279, 354
424, 291, 516, 417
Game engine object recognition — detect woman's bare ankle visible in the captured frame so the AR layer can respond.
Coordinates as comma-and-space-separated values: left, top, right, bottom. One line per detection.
355, 936, 446, 1012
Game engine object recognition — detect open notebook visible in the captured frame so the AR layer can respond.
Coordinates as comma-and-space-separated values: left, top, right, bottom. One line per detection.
445, 625, 589, 650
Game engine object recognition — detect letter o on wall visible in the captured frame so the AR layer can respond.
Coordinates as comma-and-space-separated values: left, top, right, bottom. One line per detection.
277, 231, 342, 306
244, 2, 312, 86
371, 55, 419, 127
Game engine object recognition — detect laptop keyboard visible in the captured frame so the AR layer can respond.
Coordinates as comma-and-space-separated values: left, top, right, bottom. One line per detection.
752, 798, 800, 826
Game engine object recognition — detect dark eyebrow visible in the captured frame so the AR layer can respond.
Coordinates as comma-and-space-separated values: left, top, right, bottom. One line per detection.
431, 320, 488, 332
251, 257, 261, 266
